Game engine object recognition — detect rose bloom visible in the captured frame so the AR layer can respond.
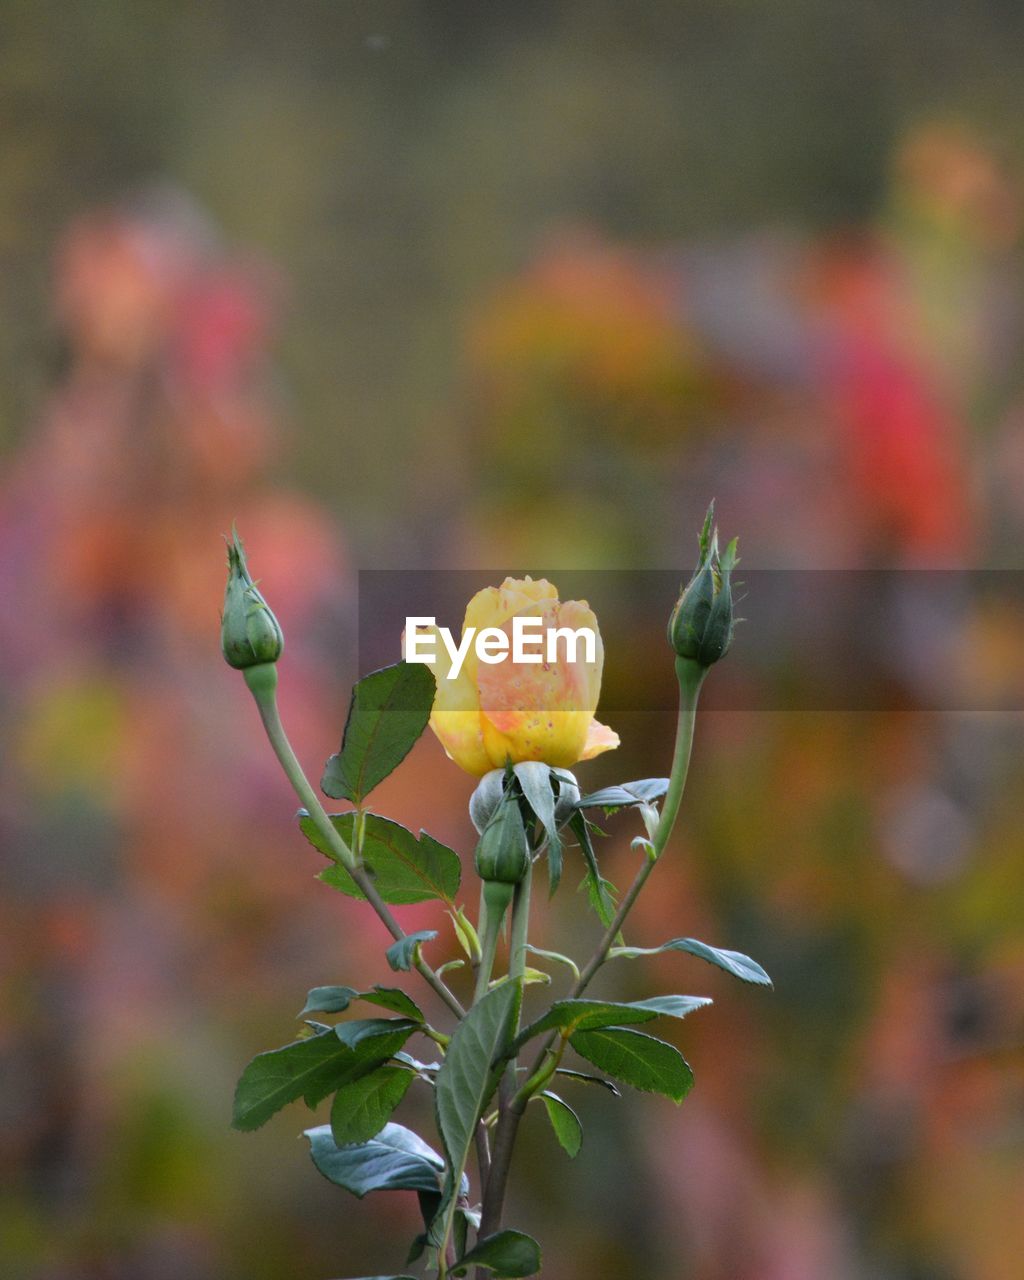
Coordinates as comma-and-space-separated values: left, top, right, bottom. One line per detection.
422, 577, 619, 776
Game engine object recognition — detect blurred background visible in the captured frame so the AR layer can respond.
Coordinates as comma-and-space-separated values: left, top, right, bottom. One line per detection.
2, 3, 1024, 1278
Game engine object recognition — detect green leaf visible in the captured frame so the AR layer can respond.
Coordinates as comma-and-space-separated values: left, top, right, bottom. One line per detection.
233, 1030, 354, 1131
360, 986, 425, 1020
305, 1121, 446, 1196
555, 1067, 621, 1097
540, 1091, 582, 1158
232, 1021, 414, 1132
448, 904, 482, 963
321, 662, 436, 804
568, 810, 617, 927
609, 936, 773, 987
299, 985, 360, 1016
453, 1205, 480, 1260
452, 1229, 542, 1277
513, 761, 562, 895
386, 930, 438, 972
331, 1065, 416, 1145
307, 813, 461, 905
395, 1051, 441, 1075
524, 944, 580, 982
335, 1018, 419, 1059
511, 995, 711, 1053
433, 981, 521, 1244
405, 1229, 429, 1264
570, 1026, 694, 1102
576, 778, 670, 811
299, 984, 425, 1022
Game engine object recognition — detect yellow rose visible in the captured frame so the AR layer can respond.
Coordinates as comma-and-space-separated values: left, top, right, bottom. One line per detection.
424, 576, 619, 776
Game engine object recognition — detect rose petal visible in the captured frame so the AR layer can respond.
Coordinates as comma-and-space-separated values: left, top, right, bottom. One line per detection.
578, 718, 621, 760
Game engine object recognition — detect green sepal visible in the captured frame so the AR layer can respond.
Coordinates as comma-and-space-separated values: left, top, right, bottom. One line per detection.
513, 761, 563, 895
575, 778, 670, 812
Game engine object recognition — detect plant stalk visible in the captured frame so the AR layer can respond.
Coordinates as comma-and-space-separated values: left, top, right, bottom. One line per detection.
245, 665, 466, 1020
476, 659, 706, 1260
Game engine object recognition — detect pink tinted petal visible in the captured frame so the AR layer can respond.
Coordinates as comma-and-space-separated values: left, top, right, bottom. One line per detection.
579, 718, 620, 760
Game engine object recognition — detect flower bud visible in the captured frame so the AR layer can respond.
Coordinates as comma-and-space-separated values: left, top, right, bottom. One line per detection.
221, 530, 284, 671
474, 785, 531, 885
668, 502, 738, 668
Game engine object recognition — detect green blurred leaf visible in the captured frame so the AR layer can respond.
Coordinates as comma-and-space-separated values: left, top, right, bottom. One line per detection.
386, 930, 438, 972
569, 1026, 694, 1102
576, 778, 670, 811
511, 994, 711, 1053
523, 944, 580, 982
452, 1229, 542, 1277
609, 936, 772, 987
454, 1205, 480, 1261
395, 1051, 441, 1075
513, 761, 562, 895
555, 1067, 621, 1096
299, 984, 425, 1021
305, 812, 460, 905
540, 1091, 582, 1158
304, 1121, 446, 1196
433, 981, 521, 1244
360, 986, 425, 1020
568, 810, 617, 927
331, 1064, 416, 1145
299, 985, 360, 1016
448, 905, 482, 963
321, 662, 436, 804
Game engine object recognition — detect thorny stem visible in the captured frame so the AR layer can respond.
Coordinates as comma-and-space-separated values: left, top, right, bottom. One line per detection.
474, 861, 533, 1274
573, 657, 705, 996
244, 664, 466, 1021
476, 659, 706, 1265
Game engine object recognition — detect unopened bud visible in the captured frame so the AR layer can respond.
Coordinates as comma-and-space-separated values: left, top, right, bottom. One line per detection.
221, 529, 284, 671
474, 785, 530, 886
668, 502, 737, 668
